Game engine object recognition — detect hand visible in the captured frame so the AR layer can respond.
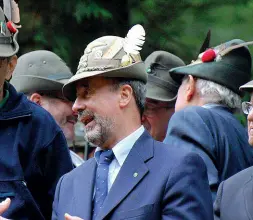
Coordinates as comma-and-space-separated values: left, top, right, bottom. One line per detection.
65, 213, 84, 220
0, 198, 11, 220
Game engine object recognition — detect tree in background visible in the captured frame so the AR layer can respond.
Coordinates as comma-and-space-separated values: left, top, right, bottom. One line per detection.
18, 0, 128, 71
16, 0, 253, 125
18, 0, 252, 72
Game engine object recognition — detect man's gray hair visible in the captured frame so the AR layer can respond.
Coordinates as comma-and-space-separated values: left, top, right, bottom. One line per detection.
193, 78, 241, 112
110, 78, 146, 116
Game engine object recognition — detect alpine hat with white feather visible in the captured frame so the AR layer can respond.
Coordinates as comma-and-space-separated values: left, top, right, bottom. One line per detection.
63, 24, 147, 101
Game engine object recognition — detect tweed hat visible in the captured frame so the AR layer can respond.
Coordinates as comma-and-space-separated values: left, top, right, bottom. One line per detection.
63, 25, 147, 101
11, 50, 72, 94
0, 7, 19, 57
145, 51, 185, 102
170, 39, 252, 96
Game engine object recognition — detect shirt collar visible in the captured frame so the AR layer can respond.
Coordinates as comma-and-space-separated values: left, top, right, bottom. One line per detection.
202, 103, 227, 109
0, 89, 9, 109
95, 126, 145, 166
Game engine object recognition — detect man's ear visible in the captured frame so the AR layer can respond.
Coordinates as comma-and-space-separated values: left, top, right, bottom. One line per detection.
30, 93, 43, 106
119, 84, 133, 108
6, 55, 17, 81
186, 75, 196, 101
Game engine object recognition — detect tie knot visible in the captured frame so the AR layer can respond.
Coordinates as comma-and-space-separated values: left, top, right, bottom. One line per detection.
99, 150, 114, 164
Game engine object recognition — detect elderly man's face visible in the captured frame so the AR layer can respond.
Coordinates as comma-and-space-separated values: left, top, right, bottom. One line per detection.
72, 77, 118, 147
247, 93, 253, 146
142, 98, 174, 141
42, 97, 76, 141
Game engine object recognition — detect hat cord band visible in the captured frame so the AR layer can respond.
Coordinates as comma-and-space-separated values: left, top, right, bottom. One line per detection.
0, 36, 12, 44
148, 74, 178, 93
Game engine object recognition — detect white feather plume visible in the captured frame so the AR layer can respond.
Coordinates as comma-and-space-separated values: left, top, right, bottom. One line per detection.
123, 24, 145, 55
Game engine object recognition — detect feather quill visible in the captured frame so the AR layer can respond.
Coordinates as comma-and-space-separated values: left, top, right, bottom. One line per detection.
123, 24, 145, 55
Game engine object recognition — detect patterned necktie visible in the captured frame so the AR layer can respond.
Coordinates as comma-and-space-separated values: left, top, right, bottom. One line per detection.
92, 150, 114, 219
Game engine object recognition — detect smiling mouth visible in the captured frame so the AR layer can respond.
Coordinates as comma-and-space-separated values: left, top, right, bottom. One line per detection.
66, 115, 77, 125
67, 119, 76, 125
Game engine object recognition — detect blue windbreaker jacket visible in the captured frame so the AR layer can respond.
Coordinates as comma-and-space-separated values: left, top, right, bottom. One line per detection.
0, 82, 73, 219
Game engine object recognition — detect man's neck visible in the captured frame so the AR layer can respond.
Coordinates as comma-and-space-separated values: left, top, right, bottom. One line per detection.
101, 123, 142, 150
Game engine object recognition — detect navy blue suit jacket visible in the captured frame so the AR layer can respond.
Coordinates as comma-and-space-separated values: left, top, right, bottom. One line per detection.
214, 166, 253, 220
52, 131, 213, 220
164, 106, 253, 200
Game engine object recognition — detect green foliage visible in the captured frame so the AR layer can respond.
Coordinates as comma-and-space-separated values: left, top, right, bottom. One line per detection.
74, 1, 112, 23
17, 0, 253, 100
16, 0, 253, 125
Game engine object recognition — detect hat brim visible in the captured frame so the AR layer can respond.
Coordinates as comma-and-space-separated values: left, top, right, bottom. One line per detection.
170, 62, 247, 96
10, 75, 65, 94
240, 80, 253, 92
0, 32, 19, 57
63, 62, 147, 101
146, 81, 177, 102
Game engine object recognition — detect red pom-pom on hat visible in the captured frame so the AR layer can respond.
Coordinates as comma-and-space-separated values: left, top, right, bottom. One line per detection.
6, 21, 17, 34
201, 49, 216, 62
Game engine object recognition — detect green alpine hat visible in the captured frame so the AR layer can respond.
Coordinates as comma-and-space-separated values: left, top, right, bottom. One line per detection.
11, 50, 72, 94
145, 51, 185, 102
170, 39, 252, 96
0, 7, 19, 57
63, 24, 147, 101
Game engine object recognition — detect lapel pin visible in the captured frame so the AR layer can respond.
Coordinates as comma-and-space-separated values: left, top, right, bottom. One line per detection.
133, 172, 138, 178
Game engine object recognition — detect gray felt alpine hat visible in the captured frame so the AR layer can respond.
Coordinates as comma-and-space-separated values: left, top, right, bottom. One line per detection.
145, 51, 185, 102
11, 50, 72, 94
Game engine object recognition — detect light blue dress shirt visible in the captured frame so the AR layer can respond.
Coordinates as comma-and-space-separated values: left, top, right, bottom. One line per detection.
94, 126, 145, 192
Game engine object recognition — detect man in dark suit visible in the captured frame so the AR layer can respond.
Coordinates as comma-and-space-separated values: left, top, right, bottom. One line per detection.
163, 39, 253, 201
213, 79, 253, 220
52, 25, 213, 220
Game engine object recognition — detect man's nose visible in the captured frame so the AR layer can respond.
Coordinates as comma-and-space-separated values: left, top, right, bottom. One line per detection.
72, 97, 86, 113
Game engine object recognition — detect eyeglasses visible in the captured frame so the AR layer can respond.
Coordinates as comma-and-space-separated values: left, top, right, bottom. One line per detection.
143, 104, 171, 117
38, 91, 68, 102
242, 101, 253, 115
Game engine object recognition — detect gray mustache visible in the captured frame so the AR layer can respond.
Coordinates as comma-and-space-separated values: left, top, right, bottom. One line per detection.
77, 110, 94, 121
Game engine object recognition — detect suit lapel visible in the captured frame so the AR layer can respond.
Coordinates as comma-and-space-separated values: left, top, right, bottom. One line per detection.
97, 131, 154, 220
73, 159, 97, 220
243, 174, 253, 220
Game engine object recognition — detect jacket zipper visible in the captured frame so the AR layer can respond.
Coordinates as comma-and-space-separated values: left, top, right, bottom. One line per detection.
0, 114, 32, 120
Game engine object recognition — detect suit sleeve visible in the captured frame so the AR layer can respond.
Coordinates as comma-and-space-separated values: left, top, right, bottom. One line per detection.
164, 108, 218, 200
162, 152, 213, 220
39, 131, 73, 219
213, 181, 224, 220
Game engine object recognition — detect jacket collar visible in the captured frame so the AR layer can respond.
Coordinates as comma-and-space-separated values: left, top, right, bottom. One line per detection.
72, 130, 154, 220
73, 159, 97, 220
97, 130, 154, 219
202, 103, 232, 113
0, 82, 32, 120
